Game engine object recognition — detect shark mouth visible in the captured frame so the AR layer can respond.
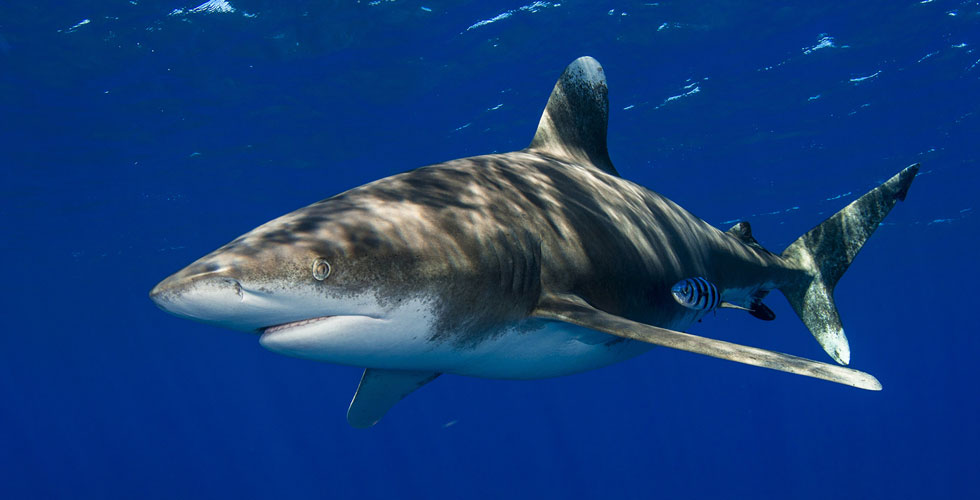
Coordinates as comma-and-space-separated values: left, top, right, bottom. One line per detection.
262, 316, 335, 335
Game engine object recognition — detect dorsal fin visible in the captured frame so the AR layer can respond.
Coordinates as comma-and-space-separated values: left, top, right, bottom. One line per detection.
528, 56, 618, 176
726, 221, 766, 251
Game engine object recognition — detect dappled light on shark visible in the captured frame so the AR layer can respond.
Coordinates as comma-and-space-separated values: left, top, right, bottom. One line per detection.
150, 57, 917, 428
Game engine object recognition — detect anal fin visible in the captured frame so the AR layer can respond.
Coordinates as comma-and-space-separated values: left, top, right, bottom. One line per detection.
347, 369, 440, 428
531, 293, 880, 390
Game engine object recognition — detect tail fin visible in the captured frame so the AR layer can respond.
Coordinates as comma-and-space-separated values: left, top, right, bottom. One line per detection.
779, 164, 919, 365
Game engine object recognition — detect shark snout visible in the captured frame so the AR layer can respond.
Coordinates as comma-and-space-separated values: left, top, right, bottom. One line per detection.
149, 269, 248, 326
150, 273, 240, 303
150, 263, 322, 332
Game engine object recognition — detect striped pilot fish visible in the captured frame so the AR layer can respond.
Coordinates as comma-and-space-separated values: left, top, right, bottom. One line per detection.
671, 277, 775, 321
671, 277, 729, 312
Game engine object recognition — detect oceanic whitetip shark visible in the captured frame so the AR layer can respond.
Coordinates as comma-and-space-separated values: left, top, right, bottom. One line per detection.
150, 57, 918, 428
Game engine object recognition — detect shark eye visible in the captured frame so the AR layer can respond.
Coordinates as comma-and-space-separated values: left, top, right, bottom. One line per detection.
312, 258, 331, 281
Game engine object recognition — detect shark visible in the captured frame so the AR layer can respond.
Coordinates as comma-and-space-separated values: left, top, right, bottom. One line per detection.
150, 57, 918, 428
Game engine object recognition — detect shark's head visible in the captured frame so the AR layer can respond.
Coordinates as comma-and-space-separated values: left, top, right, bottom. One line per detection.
150, 181, 542, 364
149, 191, 446, 365
150, 231, 356, 334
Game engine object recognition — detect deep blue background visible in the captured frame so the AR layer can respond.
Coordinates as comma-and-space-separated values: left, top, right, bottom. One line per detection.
1, 1, 977, 498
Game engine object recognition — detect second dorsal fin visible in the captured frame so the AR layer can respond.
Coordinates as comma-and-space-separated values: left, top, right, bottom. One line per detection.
726, 221, 766, 251
527, 56, 618, 176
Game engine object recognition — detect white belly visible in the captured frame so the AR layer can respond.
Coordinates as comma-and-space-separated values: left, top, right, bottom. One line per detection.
259, 297, 698, 379
444, 320, 658, 379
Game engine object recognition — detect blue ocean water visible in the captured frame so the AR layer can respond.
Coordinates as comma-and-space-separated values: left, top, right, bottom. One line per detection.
1, 1, 977, 498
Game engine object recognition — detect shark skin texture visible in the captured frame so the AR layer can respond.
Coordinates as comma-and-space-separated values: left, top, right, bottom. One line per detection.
150, 57, 917, 427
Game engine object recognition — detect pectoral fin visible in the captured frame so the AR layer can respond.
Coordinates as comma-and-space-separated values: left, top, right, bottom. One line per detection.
347, 369, 440, 428
531, 293, 881, 391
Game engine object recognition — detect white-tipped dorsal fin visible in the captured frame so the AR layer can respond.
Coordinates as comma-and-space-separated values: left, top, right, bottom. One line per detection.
347, 368, 440, 428
528, 56, 618, 176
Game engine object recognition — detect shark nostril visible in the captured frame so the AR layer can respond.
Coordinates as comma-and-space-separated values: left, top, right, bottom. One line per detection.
216, 277, 245, 301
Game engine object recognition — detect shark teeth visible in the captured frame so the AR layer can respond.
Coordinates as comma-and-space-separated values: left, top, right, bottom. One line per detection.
263, 316, 334, 334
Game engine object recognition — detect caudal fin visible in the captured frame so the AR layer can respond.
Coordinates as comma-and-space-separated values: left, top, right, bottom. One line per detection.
779, 164, 919, 365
